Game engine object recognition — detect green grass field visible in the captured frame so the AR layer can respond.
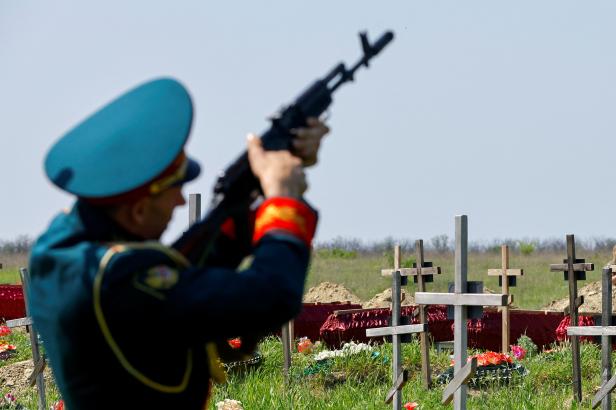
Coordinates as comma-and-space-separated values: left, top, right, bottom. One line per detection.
0, 248, 614, 408
308, 248, 612, 309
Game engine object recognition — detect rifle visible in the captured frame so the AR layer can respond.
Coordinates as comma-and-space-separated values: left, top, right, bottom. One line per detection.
173, 30, 394, 264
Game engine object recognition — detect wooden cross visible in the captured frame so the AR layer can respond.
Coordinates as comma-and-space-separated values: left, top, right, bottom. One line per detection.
381, 240, 440, 389
487, 245, 523, 353
369, 244, 428, 409
6, 268, 46, 410
567, 266, 615, 409
549, 234, 594, 403
415, 215, 508, 410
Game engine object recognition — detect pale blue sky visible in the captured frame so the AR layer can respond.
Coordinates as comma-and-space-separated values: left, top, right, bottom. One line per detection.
2, 1, 616, 245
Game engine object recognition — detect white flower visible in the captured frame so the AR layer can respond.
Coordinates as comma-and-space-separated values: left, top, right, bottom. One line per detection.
215, 399, 244, 410
314, 341, 373, 361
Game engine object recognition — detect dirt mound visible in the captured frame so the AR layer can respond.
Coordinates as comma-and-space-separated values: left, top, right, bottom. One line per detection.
303, 282, 362, 305
543, 280, 616, 313
363, 288, 415, 309
0, 359, 54, 398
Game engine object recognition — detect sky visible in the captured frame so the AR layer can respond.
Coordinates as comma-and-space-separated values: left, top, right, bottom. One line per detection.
2, 1, 616, 246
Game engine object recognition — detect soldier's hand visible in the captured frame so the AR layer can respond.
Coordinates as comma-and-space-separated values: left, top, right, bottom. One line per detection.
291, 117, 330, 167
247, 134, 307, 198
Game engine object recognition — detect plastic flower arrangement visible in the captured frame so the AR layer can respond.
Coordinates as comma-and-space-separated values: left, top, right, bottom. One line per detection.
215, 399, 243, 410
510, 345, 526, 360
438, 350, 527, 386
0, 342, 16, 354
227, 338, 242, 349
51, 400, 64, 410
297, 337, 314, 354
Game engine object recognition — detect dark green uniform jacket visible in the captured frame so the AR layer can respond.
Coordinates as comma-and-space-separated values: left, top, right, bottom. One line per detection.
29, 200, 312, 409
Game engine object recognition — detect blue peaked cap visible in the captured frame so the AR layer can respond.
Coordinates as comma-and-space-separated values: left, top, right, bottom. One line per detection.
45, 78, 200, 200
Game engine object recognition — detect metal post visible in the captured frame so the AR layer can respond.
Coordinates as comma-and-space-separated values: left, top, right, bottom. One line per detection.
21, 269, 46, 410
567, 235, 582, 402
501, 245, 510, 353
454, 215, 468, 410
188, 193, 201, 226
391, 245, 402, 409
602, 267, 612, 410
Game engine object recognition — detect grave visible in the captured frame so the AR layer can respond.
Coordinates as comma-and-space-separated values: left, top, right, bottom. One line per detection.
5, 268, 46, 410
549, 234, 594, 403
381, 240, 440, 388
368, 244, 427, 408
486, 245, 523, 353
567, 266, 615, 409
415, 215, 508, 409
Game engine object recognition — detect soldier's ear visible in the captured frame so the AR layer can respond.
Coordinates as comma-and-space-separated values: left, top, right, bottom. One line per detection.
130, 197, 150, 226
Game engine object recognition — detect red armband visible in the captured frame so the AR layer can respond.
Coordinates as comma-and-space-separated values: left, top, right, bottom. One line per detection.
253, 197, 317, 247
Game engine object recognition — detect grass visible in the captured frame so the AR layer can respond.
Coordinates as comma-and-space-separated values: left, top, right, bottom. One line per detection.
1, 248, 615, 408
209, 337, 609, 409
308, 248, 612, 309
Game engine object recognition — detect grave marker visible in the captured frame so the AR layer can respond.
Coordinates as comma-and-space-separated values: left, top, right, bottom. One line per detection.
368, 245, 428, 409
381, 240, 440, 388
6, 268, 46, 410
549, 234, 594, 403
486, 245, 523, 353
567, 266, 614, 409
415, 215, 508, 409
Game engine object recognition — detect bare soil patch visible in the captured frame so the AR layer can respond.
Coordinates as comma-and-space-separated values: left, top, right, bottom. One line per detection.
0, 359, 53, 398
363, 288, 415, 309
303, 282, 362, 305
543, 280, 615, 313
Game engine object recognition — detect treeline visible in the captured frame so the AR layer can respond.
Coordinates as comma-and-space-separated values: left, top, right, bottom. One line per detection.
0, 235, 33, 254
314, 235, 616, 256
3, 235, 616, 257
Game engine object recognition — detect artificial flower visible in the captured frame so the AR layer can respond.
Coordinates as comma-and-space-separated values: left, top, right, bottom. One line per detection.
297, 337, 314, 354
216, 398, 243, 410
228, 338, 241, 349
0, 342, 16, 353
451, 351, 513, 367
510, 345, 526, 360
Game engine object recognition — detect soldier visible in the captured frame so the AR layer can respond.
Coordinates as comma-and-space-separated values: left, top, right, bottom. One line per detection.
29, 78, 329, 409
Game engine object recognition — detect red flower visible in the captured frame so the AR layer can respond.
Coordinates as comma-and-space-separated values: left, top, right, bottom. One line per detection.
228, 338, 241, 349
404, 402, 419, 410
297, 337, 314, 354
510, 345, 526, 360
52, 400, 64, 410
452, 351, 513, 367
0, 326, 11, 337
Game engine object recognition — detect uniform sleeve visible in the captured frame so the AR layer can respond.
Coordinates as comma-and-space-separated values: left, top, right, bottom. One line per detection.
164, 235, 310, 339
102, 197, 317, 342
165, 197, 318, 339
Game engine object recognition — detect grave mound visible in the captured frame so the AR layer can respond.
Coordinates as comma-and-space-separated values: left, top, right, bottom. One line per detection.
543, 280, 616, 313
363, 288, 415, 309
303, 282, 362, 305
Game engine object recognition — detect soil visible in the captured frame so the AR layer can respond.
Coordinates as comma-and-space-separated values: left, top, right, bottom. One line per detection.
363, 288, 415, 309
0, 359, 54, 398
303, 282, 362, 305
543, 280, 616, 313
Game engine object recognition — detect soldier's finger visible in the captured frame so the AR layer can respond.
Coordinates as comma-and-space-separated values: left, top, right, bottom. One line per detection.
246, 133, 264, 168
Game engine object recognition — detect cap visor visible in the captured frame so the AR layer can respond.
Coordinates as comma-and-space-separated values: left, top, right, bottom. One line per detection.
175, 157, 201, 186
